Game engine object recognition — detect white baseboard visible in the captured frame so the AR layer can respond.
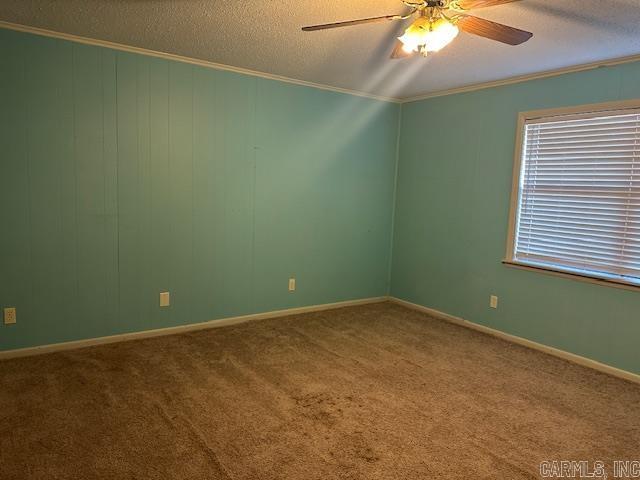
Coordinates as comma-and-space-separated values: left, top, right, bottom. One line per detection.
5, 295, 638, 386
0, 296, 389, 361
389, 297, 640, 386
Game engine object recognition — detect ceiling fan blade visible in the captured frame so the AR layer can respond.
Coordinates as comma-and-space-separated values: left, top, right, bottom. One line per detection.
457, 15, 533, 45
302, 14, 401, 31
391, 40, 413, 59
453, 0, 522, 10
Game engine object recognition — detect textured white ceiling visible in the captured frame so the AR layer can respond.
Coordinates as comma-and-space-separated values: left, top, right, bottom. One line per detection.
1, 0, 639, 100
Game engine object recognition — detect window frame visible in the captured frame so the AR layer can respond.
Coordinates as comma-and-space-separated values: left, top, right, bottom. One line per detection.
504, 99, 640, 292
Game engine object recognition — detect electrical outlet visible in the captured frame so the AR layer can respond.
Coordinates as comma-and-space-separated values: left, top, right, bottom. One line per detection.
4, 307, 16, 325
159, 292, 170, 307
490, 295, 498, 309
288, 278, 296, 292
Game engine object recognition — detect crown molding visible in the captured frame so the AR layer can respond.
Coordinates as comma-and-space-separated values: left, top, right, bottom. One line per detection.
0, 20, 401, 104
3, 20, 640, 107
400, 52, 640, 103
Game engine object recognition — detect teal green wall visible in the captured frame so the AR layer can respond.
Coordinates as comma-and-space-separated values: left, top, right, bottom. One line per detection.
391, 61, 640, 375
0, 29, 399, 351
3, 27, 639, 375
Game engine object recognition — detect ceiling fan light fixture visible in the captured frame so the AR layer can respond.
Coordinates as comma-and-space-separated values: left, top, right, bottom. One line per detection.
398, 17, 459, 55
302, 0, 534, 60
425, 19, 460, 52
398, 17, 429, 52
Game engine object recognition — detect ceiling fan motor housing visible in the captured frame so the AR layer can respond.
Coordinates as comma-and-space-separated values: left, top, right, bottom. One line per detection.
303, 0, 533, 51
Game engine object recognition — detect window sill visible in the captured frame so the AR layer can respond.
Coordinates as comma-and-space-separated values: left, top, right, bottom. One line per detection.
502, 260, 640, 293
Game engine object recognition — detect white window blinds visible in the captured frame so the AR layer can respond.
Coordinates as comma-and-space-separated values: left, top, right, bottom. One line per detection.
513, 108, 640, 283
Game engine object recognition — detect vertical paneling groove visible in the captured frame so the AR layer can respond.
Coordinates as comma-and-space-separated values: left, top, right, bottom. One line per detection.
100, 47, 108, 330
148, 58, 170, 327
137, 56, 151, 327
117, 52, 139, 331
166, 60, 172, 322
167, 61, 194, 325
24, 35, 34, 326
135, 53, 141, 329
0, 29, 32, 334
191, 65, 196, 325
102, 49, 120, 332
251, 78, 259, 314
146, 58, 154, 326
1, 29, 398, 351
60, 41, 78, 341
113, 50, 121, 329
71, 45, 79, 337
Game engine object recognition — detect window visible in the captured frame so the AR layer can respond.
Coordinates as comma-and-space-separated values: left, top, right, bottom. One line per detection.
506, 100, 640, 288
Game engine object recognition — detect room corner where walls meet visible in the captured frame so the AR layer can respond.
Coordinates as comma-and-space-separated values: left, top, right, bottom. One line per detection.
389, 59, 640, 375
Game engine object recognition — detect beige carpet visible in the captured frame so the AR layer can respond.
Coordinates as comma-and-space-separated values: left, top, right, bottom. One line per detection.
1, 302, 639, 479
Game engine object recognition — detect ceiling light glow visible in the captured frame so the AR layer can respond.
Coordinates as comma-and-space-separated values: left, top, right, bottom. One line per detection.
398, 18, 459, 56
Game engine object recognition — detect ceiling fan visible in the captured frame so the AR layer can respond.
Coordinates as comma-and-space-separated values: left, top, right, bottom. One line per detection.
302, 0, 533, 59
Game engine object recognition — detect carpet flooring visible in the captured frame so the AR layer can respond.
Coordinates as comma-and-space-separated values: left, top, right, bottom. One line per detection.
1, 302, 639, 479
